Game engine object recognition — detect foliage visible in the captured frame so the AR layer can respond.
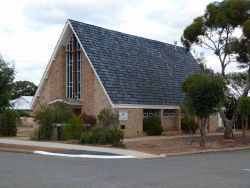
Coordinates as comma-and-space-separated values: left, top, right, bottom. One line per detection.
224, 93, 238, 120
238, 97, 250, 117
30, 128, 39, 141
238, 97, 250, 137
226, 72, 248, 97
181, 0, 250, 76
243, 20, 250, 39
98, 108, 119, 128
79, 112, 96, 126
181, 116, 199, 134
34, 102, 75, 140
0, 55, 15, 110
143, 116, 163, 136
182, 73, 226, 118
0, 109, 20, 136
11, 81, 37, 99
79, 127, 124, 147
182, 73, 226, 147
181, 0, 250, 139
17, 110, 31, 117
61, 115, 84, 140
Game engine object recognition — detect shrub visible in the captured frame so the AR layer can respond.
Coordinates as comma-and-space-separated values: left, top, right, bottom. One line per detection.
143, 116, 163, 135
181, 116, 199, 134
79, 127, 124, 146
30, 127, 39, 141
17, 110, 31, 117
79, 112, 96, 127
34, 102, 75, 140
0, 109, 20, 136
98, 108, 119, 128
61, 115, 84, 140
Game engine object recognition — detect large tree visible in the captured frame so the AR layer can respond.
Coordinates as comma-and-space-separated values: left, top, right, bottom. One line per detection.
182, 73, 226, 147
11, 81, 37, 99
181, 0, 250, 139
0, 55, 15, 110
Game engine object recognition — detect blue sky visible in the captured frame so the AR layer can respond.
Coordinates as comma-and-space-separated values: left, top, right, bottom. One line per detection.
0, 0, 232, 85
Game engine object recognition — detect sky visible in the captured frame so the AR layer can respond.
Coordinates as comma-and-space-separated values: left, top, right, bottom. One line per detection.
0, 0, 237, 85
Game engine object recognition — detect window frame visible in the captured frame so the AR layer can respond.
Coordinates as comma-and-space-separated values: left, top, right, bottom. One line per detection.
143, 109, 156, 118
66, 35, 82, 100
163, 109, 175, 117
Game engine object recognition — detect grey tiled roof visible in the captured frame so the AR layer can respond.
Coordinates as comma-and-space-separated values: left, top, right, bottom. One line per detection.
69, 19, 200, 106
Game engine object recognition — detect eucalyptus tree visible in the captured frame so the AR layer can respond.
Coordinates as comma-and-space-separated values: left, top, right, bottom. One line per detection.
181, 0, 250, 139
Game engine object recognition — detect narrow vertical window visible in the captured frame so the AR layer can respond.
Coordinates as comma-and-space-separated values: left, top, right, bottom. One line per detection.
66, 35, 81, 99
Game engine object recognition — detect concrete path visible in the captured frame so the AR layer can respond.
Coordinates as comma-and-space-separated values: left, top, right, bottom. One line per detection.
0, 138, 157, 158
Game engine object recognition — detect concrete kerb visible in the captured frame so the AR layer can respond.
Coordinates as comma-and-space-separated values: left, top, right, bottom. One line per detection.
0, 139, 157, 159
162, 146, 250, 157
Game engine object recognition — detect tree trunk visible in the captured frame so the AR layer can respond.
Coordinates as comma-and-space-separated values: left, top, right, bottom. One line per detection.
224, 123, 234, 139
242, 117, 246, 138
221, 66, 250, 140
200, 118, 208, 147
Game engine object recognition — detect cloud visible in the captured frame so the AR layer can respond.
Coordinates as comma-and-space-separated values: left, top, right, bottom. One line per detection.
23, 0, 133, 29
0, 0, 229, 86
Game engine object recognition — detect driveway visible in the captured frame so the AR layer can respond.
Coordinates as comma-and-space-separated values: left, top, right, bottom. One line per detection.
0, 149, 250, 188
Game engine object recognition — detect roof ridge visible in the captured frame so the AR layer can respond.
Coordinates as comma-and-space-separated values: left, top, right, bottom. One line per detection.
68, 19, 185, 50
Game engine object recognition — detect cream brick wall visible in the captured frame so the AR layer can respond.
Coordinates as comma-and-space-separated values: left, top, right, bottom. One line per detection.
33, 46, 66, 113
115, 108, 143, 137
208, 115, 220, 132
81, 52, 112, 116
161, 109, 181, 132
81, 54, 95, 115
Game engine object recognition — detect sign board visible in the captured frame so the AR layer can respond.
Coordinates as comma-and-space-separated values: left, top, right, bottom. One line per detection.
119, 111, 128, 121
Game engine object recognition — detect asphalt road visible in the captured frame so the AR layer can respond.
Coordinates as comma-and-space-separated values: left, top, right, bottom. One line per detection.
0, 150, 250, 188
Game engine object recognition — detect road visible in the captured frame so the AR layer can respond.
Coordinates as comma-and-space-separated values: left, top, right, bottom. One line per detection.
0, 150, 250, 188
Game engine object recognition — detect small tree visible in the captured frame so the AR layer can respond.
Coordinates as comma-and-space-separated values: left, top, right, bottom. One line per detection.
0, 55, 15, 110
98, 108, 119, 128
238, 97, 250, 138
183, 73, 226, 147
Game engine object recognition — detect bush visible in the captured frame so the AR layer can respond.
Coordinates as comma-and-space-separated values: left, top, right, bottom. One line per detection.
79, 112, 96, 129
0, 109, 20, 136
98, 108, 119, 128
181, 116, 199, 133
61, 115, 84, 140
79, 127, 124, 146
17, 110, 31, 117
30, 127, 39, 141
34, 102, 75, 140
143, 116, 163, 135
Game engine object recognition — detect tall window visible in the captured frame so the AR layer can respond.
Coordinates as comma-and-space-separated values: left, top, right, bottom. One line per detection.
66, 35, 81, 99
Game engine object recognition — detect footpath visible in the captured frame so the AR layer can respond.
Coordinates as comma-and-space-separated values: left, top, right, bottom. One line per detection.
0, 138, 157, 159
1, 132, 250, 159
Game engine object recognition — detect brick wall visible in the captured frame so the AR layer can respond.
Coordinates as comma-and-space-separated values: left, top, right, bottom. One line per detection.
81, 52, 112, 116
33, 46, 66, 113
115, 108, 144, 137
161, 109, 181, 132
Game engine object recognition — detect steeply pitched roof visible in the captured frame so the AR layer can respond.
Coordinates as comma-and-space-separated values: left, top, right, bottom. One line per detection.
70, 19, 200, 106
